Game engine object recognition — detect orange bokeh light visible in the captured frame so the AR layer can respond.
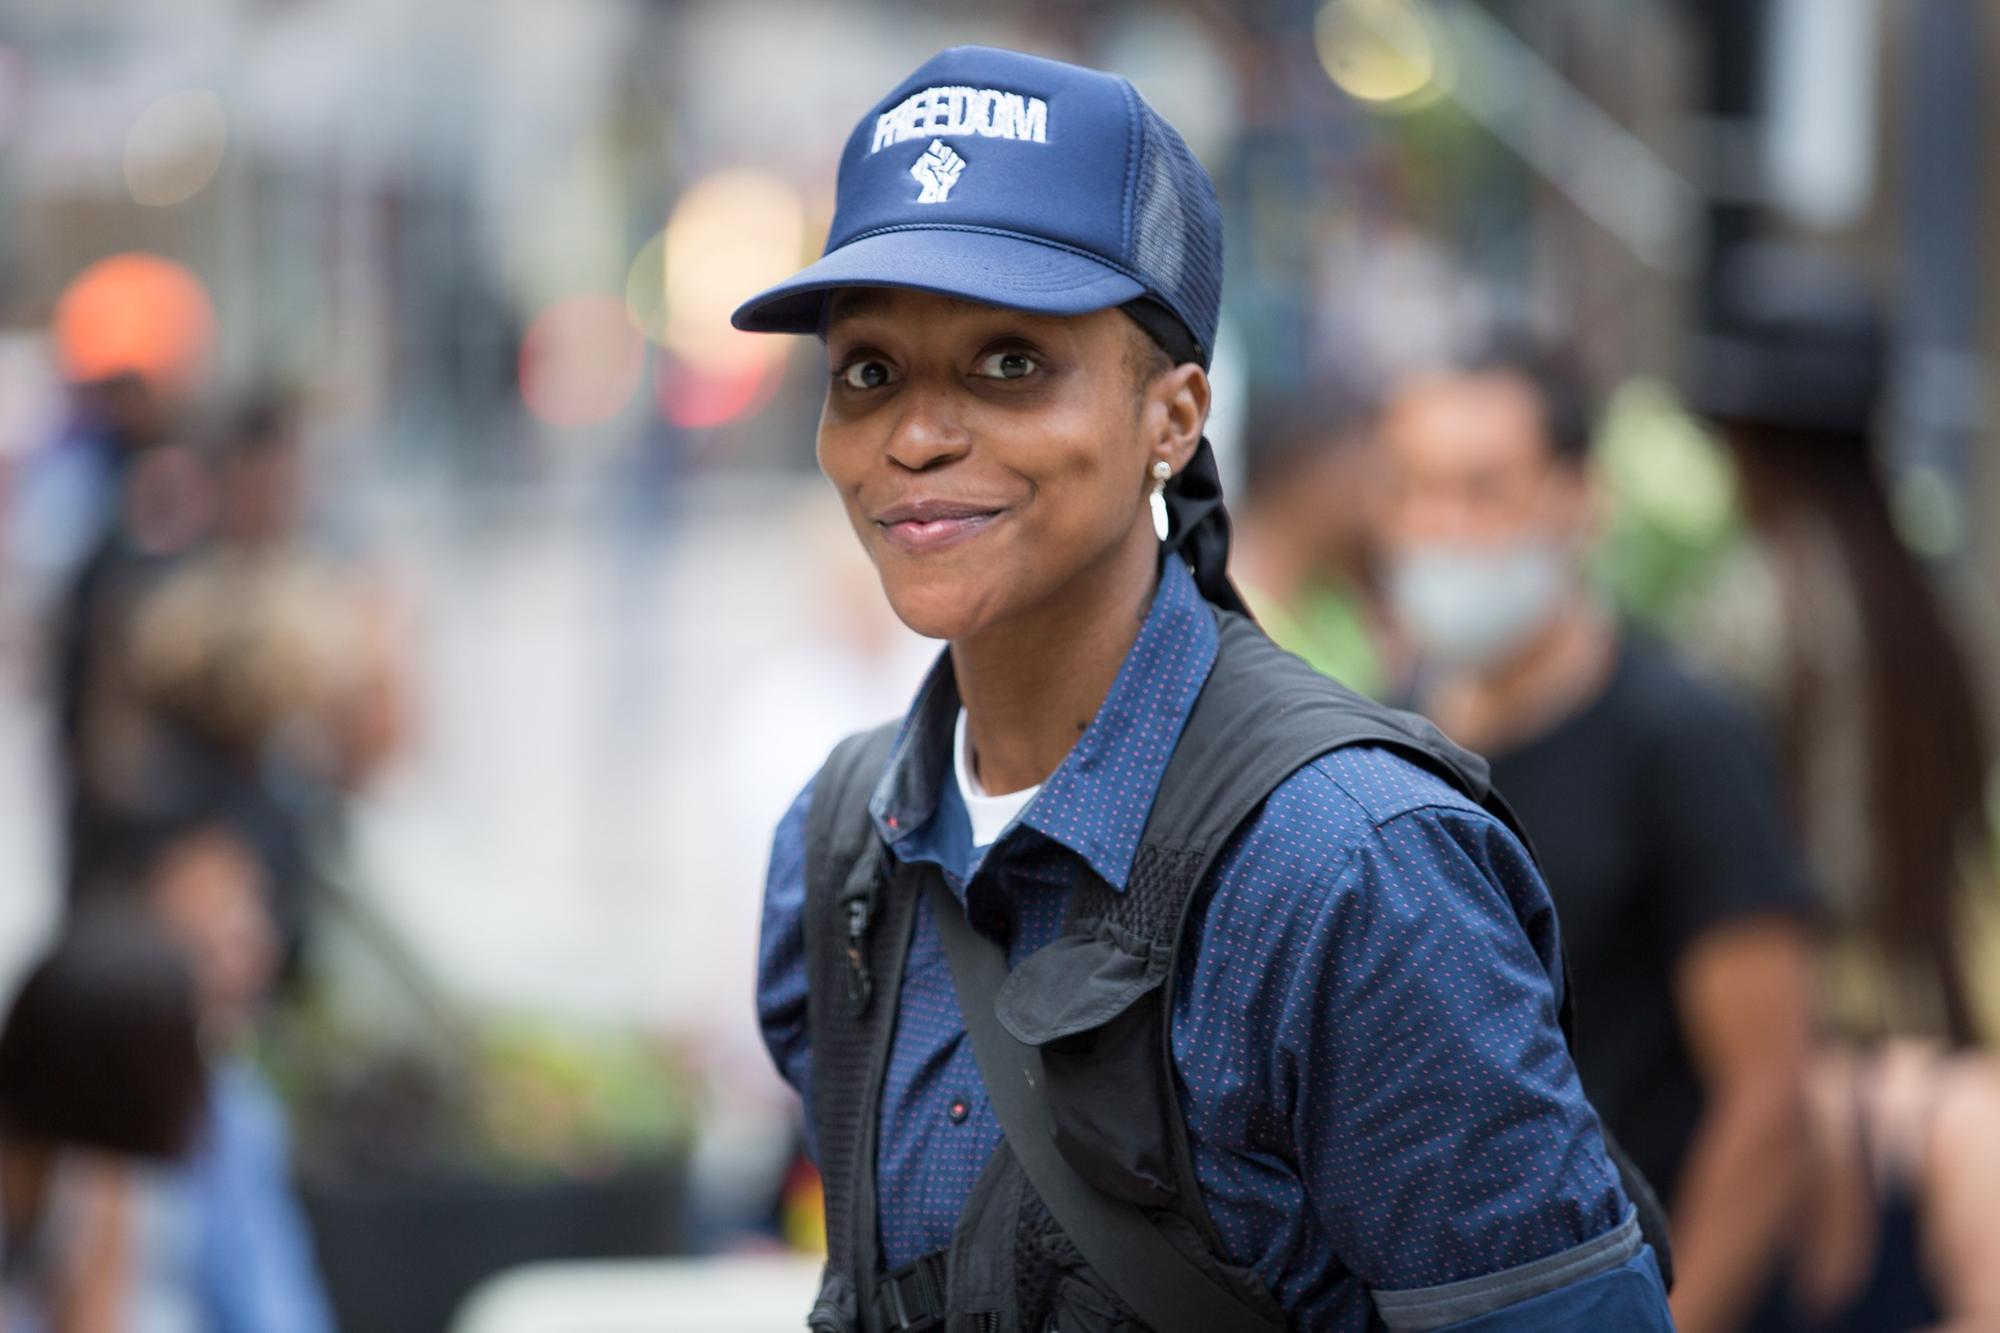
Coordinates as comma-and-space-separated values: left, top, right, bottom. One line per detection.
53, 252, 216, 392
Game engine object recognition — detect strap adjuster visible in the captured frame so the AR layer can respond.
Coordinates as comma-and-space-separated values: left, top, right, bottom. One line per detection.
876, 1250, 948, 1331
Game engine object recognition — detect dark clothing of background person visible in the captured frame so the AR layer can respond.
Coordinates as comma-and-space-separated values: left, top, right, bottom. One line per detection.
1486, 633, 1816, 1204
56, 520, 202, 900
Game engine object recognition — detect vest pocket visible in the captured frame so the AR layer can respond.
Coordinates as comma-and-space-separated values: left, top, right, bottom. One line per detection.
994, 922, 1178, 1208
1045, 1275, 1145, 1332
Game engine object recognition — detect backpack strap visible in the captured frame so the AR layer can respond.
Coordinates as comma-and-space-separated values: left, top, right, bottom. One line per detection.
1146, 610, 1516, 856
801, 722, 906, 1332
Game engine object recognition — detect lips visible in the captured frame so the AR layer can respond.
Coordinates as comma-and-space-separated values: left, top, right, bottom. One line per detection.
873, 497, 1009, 552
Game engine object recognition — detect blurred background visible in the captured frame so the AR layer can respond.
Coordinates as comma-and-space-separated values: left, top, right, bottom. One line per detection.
0, 1, 1992, 1330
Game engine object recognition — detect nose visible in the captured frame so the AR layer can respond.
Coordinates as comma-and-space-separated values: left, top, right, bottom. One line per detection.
882, 380, 971, 472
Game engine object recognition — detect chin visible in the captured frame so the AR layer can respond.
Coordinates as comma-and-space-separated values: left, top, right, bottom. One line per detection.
876, 571, 1000, 643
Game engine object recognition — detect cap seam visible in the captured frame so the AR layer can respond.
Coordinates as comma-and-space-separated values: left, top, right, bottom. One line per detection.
1116, 77, 1142, 265
834, 222, 1153, 289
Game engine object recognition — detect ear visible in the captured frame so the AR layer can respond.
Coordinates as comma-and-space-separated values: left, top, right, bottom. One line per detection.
1146, 363, 1210, 476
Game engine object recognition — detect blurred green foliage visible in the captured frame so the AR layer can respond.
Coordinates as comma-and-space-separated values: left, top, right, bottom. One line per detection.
264, 999, 696, 1184
1589, 377, 1743, 625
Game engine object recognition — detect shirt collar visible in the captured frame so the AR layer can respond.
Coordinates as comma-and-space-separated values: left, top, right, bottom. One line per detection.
869, 554, 1219, 891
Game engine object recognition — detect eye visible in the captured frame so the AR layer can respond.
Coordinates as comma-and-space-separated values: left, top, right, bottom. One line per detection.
836, 358, 896, 391
973, 349, 1039, 381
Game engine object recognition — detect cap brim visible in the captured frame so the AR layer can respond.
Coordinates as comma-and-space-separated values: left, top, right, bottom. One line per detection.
731, 228, 1146, 334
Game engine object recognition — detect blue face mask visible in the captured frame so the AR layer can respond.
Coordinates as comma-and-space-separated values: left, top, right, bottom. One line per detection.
1386, 538, 1569, 673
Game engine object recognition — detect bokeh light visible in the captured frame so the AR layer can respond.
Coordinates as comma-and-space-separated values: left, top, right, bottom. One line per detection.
655, 353, 782, 431
1891, 464, 1966, 559
53, 252, 216, 391
123, 88, 228, 208
1316, 0, 1451, 109
518, 293, 647, 429
626, 168, 805, 381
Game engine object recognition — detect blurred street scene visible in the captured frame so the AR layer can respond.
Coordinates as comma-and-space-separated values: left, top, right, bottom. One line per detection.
0, 1, 1995, 1330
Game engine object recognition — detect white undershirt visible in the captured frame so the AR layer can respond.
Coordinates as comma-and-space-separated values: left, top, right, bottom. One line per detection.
953, 708, 1040, 848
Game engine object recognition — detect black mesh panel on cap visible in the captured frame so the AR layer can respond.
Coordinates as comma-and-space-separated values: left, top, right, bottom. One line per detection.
1128, 100, 1223, 369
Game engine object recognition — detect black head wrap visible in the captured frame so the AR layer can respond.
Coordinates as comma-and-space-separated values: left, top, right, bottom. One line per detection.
1120, 300, 1247, 616
1160, 435, 1248, 616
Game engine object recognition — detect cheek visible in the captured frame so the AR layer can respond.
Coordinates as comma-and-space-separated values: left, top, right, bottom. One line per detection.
1007, 400, 1143, 540
815, 421, 874, 529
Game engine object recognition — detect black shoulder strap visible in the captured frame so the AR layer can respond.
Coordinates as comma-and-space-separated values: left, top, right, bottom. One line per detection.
1142, 609, 1520, 860
924, 876, 1283, 1333
801, 722, 903, 1329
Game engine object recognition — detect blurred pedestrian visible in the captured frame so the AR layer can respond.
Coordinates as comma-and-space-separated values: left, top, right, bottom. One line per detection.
1755, 1038, 2000, 1331
13, 372, 176, 601
53, 423, 215, 903
142, 819, 336, 1333
1230, 392, 1404, 698
1378, 340, 1819, 1333
109, 393, 409, 972
0, 912, 208, 1333
1684, 243, 1994, 1047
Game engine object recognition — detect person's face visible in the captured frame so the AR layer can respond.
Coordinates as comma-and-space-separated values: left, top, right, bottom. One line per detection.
147, 831, 278, 1030
817, 289, 1207, 642
1377, 371, 1590, 559
222, 439, 304, 545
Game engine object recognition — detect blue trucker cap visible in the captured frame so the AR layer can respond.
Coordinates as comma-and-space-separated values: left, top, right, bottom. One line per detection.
730, 45, 1224, 368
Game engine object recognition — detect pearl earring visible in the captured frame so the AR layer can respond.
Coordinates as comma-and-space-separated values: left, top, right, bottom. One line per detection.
1149, 459, 1172, 541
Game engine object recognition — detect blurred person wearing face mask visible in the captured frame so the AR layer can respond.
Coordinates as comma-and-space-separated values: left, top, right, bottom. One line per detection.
142, 821, 335, 1333
1379, 342, 1819, 1333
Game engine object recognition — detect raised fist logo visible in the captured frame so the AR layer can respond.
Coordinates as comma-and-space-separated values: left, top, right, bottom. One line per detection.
910, 139, 967, 204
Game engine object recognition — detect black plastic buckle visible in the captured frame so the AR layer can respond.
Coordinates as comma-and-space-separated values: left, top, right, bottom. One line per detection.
876, 1250, 949, 1332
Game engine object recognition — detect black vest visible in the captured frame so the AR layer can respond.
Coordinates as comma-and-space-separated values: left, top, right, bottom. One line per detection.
800, 608, 1668, 1333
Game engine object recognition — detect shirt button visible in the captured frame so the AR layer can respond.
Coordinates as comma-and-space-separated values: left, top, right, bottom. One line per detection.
947, 1097, 970, 1125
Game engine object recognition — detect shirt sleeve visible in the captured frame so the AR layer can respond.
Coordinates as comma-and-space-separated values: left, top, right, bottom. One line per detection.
1425, 1246, 1672, 1331
1643, 686, 1816, 955
1277, 803, 1630, 1288
756, 777, 816, 1121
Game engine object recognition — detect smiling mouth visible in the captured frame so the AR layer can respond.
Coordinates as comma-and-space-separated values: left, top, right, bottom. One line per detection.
873, 502, 1008, 552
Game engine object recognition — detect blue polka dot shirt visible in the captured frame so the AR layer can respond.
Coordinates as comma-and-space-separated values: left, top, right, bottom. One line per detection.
758, 557, 1671, 1329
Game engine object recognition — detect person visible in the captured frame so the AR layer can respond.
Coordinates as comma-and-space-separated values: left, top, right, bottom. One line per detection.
1683, 243, 1994, 1047
1681, 244, 2000, 1332
12, 372, 174, 604
1748, 1039, 2000, 1332
1229, 392, 1403, 699
0, 912, 209, 1332
111, 394, 409, 973
140, 819, 337, 1333
1375, 342, 1820, 1333
53, 425, 215, 902
741, 46, 1671, 1332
